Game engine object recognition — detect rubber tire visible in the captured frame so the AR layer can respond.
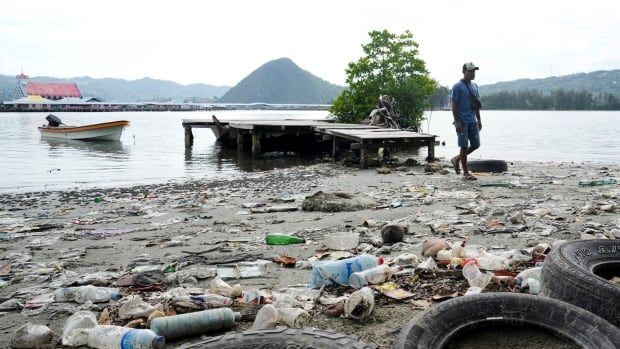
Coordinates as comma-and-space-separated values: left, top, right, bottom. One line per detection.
393, 292, 619, 349
181, 327, 378, 349
467, 159, 508, 173
540, 239, 620, 327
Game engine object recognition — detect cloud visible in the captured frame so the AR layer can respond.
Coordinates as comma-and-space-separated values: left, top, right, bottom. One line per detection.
1, 0, 618, 86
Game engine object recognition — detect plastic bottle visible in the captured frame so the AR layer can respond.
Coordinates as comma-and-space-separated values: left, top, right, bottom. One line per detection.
54, 285, 121, 303
86, 325, 164, 349
348, 265, 402, 288
578, 178, 617, 187
311, 254, 382, 288
462, 260, 493, 289
188, 294, 232, 306
150, 307, 240, 339
265, 233, 305, 245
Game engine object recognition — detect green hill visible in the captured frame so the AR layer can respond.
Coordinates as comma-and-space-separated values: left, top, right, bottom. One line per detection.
218, 58, 344, 104
0, 74, 230, 102
480, 70, 620, 96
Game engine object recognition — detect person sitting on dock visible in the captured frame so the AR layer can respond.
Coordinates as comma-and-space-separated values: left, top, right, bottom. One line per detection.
450, 62, 482, 180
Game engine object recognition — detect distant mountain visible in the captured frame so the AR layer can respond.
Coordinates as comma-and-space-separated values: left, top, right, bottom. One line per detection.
480, 70, 620, 96
218, 58, 344, 104
0, 74, 230, 102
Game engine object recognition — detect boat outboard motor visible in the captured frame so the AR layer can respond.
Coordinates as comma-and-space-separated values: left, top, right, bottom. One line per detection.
46, 114, 63, 127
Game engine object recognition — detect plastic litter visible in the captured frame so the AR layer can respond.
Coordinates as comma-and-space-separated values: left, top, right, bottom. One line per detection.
118, 295, 162, 320
277, 307, 311, 328
150, 307, 240, 339
62, 310, 98, 346
324, 232, 359, 250
393, 253, 419, 266
523, 277, 541, 294
252, 304, 279, 330
311, 254, 381, 288
348, 265, 402, 288
208, 277, 243, 298
421, 238, 449, 257
86, 325, 164, 349
578, 178, 617, 186
54, 285, 121, 303
265, 233, 305, 245
462, 260, 493, 289
10, 323, 54, 348
344, 287, 375, 320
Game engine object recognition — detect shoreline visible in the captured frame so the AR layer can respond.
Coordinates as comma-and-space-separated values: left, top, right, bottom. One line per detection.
1, 159, 618, 347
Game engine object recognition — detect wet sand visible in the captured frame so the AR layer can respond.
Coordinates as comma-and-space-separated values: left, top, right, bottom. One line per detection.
0, 159, 618, 348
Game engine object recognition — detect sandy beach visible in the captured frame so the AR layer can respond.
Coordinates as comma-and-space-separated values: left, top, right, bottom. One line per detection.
1, 158, 618, 348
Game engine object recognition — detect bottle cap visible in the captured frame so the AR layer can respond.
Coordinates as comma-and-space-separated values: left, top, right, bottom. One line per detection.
377, 256, 385, 265
152, 336, 165, 349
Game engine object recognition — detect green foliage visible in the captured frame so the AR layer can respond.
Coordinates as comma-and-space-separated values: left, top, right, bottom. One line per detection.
483, 89, 620, 110
480, 70, 620, 97
330, 30, 436, 128
219, 58, 343, 104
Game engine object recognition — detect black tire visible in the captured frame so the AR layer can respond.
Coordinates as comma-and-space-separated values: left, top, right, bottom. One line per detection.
540, 239, 620, 326
181, 327, 378, 349
394, 293, 619, 349
467, 159, 508, 173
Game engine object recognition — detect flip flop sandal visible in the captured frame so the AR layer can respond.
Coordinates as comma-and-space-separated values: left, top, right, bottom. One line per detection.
463, 174, 477, 180
450, 158, 461, 175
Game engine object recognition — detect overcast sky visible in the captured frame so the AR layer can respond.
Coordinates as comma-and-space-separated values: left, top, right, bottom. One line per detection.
1, 0, 618, 88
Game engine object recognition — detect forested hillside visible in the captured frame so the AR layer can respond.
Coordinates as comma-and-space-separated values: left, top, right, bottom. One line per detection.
0, 74, 229, 102
218, 58, 343, 104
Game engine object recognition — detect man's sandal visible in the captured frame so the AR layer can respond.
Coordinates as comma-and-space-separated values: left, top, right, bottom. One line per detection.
463, 174, 477, 180
450, 158, 461, 175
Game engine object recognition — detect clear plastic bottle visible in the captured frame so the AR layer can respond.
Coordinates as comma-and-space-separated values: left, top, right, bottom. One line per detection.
187, 294, 232, 306
311, 254, 382, 288
150, 307, 240, 339
348, 265, 402, 288
86, 325, 164, 349
54, 285, 121, 303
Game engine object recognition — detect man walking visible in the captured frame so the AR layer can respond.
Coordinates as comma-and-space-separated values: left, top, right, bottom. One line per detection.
450, 62, 482, 180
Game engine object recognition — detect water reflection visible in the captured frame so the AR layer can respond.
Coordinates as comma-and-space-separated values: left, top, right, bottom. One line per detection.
184, 142, 323, 172
42, 139, 131, 158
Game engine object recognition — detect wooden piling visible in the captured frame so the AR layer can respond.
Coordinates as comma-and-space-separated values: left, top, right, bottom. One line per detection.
184, 126, 193, 147
251, 132, 261, 156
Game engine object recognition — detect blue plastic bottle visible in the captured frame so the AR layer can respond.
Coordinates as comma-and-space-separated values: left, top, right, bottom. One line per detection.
311, 254, 381, 288
86, 326, 164, 349
121, 329, 165, 349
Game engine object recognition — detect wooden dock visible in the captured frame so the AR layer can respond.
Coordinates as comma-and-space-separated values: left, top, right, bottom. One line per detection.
182, 118, 436, 166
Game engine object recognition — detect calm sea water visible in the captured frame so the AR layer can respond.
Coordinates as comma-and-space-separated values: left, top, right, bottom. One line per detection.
0, 110, 618, 193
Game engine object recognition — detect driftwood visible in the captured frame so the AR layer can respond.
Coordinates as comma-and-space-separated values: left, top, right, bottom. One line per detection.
363, 95, 400, 129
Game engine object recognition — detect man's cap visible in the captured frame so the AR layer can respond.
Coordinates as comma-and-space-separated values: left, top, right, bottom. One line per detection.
463, 62, 479, 71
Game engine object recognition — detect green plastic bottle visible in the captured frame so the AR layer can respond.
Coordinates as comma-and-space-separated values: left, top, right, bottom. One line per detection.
265, 233, 305, 245
578, 178, 617, 187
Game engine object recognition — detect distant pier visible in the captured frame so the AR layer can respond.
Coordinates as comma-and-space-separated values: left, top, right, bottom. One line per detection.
0, 102, 331, 113
182, 118, 436, 166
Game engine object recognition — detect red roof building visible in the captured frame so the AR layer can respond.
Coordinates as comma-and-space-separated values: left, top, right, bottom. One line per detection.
12, 73, 83, 100
26, 83, 82, 100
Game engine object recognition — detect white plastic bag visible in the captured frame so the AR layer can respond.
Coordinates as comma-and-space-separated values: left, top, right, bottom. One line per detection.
62, 310, 98, 346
